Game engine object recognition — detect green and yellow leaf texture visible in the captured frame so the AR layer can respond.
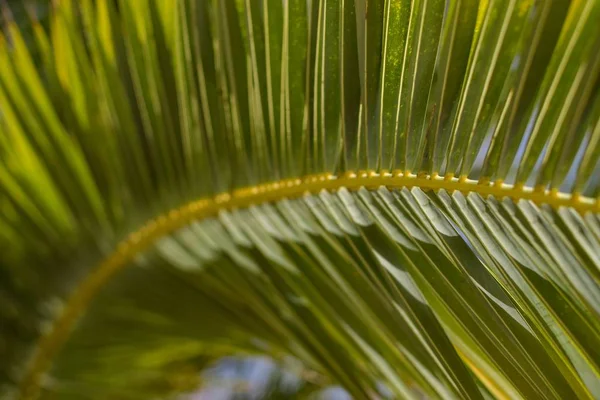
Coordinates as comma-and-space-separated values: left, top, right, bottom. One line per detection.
1, 0, 599, 398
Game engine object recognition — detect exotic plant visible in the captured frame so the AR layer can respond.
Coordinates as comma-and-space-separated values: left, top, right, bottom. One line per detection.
1, 0, 599, 398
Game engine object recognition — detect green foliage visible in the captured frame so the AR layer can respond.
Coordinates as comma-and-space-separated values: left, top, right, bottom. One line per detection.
1, 0, 599, 399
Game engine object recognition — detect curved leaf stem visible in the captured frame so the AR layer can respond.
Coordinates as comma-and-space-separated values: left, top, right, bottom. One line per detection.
19, 170, 599, 399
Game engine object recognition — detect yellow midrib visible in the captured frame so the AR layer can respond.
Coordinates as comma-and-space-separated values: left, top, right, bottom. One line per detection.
18, 171, 599, 399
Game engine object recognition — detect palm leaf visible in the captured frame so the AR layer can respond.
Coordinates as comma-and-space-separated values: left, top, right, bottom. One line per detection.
1, 0, 599, 399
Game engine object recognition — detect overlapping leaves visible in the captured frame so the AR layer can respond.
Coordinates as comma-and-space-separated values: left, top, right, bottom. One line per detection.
1, 0, 599, 399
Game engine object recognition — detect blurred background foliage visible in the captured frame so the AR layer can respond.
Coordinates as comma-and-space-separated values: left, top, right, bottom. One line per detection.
1, 0, 334, 398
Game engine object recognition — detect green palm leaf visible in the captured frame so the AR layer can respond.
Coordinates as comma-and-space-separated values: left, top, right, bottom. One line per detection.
1, 0, 599, 398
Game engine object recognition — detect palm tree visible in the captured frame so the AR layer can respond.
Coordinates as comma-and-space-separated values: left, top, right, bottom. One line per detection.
1, 0, 599, 398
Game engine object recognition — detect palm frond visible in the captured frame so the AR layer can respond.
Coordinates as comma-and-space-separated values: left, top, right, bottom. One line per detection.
1, 0, 599, 399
